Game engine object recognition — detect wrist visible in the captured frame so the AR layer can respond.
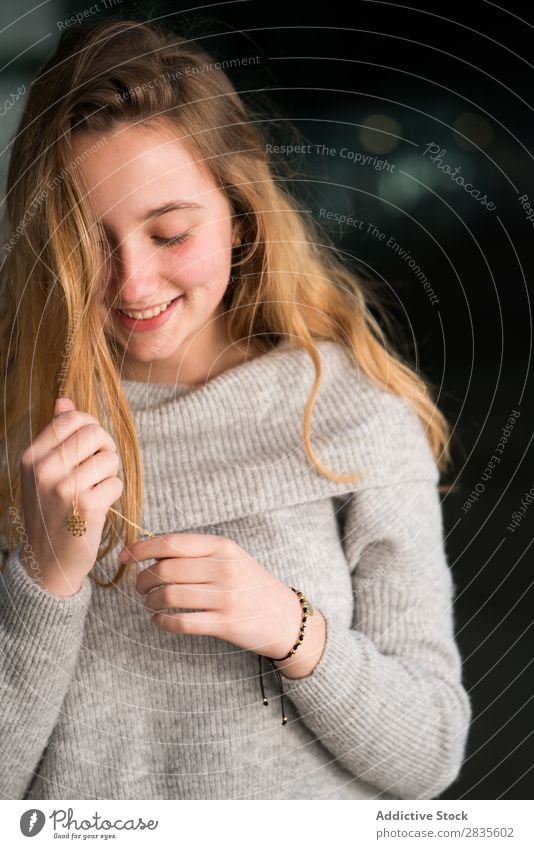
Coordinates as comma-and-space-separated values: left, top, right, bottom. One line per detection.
271, 587, 327, 678
21, 560, 84, 597
41, 580, 84, 598
268, 586, 312, 660
273, 602, 327, 680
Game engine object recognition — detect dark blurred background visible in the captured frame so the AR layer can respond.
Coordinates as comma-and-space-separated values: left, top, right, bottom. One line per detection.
1, 0, 532, 800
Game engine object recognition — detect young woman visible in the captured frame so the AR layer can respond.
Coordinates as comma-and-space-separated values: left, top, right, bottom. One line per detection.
0, 18, 471, 800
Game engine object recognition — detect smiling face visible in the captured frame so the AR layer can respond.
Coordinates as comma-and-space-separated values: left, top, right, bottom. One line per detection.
71, 120, 243, 384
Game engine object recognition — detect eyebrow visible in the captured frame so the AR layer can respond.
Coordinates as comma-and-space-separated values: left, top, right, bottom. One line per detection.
136, 200, 203, 222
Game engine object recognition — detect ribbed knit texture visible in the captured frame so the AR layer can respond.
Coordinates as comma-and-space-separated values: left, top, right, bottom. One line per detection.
0, 339, 471, 800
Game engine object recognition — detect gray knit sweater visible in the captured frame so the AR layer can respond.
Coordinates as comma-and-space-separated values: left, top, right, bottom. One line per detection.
0, 339, 471, 800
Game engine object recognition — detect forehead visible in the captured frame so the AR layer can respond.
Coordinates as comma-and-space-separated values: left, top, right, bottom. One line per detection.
70, 121, 215, 216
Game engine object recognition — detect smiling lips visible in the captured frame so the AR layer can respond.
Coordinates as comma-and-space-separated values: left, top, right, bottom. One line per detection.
118, 300, 174, 320
117, 295, 183, 319
113, 295, 184, 332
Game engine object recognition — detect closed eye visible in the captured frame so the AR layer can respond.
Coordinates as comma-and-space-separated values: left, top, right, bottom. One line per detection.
98, 230, 192, 255
152, 231, 191, 247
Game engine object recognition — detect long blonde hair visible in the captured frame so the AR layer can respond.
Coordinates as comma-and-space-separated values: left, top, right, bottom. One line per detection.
0, 18, 452, 588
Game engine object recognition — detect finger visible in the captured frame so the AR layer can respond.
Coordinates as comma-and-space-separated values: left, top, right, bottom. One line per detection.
122, 532, 221, 564
22, 407, 99, 467
54, 397, 75, 418
142, 584, 223, 612
135, 557, 216, 595
59, 423, 117, 471
46, 409, 101, 456
151, 610, 221, 635
77, 449, 120, 493
50, 402, 100, 448
28, 436, 118, 496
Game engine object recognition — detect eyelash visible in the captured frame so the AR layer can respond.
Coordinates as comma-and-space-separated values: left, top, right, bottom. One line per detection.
152, 231, 191, 247
99, 231, 191, 254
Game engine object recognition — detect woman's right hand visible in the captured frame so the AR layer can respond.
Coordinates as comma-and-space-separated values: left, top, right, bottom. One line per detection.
19, 396, 124, 597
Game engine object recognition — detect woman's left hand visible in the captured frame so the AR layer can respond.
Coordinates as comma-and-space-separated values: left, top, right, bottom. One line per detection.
120, 533, 303, 659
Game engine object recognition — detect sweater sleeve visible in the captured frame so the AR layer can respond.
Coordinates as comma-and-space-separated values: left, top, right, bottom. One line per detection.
0, 542, 92, 799
278, 476, 472, 800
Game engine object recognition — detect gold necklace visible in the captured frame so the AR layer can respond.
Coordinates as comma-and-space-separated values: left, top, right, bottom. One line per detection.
108, 506, 157, 538
51, 420, 87, 536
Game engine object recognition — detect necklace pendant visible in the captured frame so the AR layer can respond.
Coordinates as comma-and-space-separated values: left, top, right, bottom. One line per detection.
67, 508, 87, 537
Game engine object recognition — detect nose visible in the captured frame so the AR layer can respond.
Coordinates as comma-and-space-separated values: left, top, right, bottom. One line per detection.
107, 239, 165, 307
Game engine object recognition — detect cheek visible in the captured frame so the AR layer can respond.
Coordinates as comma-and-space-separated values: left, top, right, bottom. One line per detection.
187, 274, 230, 313
174, 241, 232, 302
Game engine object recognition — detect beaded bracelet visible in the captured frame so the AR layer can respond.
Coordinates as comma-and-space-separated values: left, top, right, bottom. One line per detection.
258, 587, 315, 725
269, 588, 315, 661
